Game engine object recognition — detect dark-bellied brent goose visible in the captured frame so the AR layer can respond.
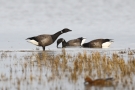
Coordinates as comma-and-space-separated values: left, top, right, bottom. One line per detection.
57, 37, 86, 48
82, 39, 113, 48
26, 28, 72, 51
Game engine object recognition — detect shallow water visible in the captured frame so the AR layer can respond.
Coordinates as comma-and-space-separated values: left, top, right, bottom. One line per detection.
0, 49, 135, 90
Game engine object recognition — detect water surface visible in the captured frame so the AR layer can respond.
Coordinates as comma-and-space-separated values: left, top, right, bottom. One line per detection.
0, 0, 135, 50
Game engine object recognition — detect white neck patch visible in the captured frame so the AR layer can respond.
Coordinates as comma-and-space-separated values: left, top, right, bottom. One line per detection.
61, 30, 63, 33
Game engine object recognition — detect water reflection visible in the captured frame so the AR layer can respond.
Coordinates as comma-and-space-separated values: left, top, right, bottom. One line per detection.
0, 49, 135, 90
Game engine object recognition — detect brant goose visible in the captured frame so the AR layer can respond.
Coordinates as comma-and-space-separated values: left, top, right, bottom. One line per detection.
84, 76, 114, 86
82, 39, 113, 48
26, 28, 72, 51
57, 37, 86, 48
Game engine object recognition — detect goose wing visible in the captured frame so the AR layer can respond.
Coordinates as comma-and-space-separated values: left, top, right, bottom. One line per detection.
67, 39, 81, 46
28, 34, 53, 46
89, 39, 103, 48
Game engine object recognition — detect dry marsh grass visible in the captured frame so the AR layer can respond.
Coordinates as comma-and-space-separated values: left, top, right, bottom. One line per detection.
0, 49, 135, 90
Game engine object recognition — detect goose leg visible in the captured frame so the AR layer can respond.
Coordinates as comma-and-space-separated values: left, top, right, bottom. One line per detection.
42, 46, 45, 51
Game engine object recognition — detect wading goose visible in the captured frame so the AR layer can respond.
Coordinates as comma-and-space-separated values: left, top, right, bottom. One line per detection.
57, 37, 86, 48
82, 39, 113, 48
84, 76, 114, 86
26, 28, 72, 51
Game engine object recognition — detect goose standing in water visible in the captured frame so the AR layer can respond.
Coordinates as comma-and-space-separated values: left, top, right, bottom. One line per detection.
26, 28, 72, 51
82, 39, 113, 48
57, 37, 86, 48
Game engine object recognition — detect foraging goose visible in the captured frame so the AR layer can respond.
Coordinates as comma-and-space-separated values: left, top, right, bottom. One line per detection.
82, 39, 113, 48
26, 28, 72, 51
57, 37, 86, 48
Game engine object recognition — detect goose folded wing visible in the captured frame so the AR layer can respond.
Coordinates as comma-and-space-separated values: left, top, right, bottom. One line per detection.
68, 39, 80, 46
89, 41, 102, 48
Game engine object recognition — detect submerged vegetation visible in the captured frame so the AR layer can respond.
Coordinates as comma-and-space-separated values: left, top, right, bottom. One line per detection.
0, 49, 135, 90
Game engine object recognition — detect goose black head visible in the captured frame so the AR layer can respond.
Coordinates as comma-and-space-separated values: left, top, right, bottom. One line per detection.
61, 28, 72, 33
105, 39, 114, 42
78, 37, 86, 46
57, 38, 65, 48
78, 37, 86, 41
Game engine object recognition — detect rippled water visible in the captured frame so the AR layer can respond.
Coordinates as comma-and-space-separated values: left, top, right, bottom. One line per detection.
0, 50, 135, 90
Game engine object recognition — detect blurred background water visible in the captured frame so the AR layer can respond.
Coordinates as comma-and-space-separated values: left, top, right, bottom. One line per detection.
0, 0, 135, 50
